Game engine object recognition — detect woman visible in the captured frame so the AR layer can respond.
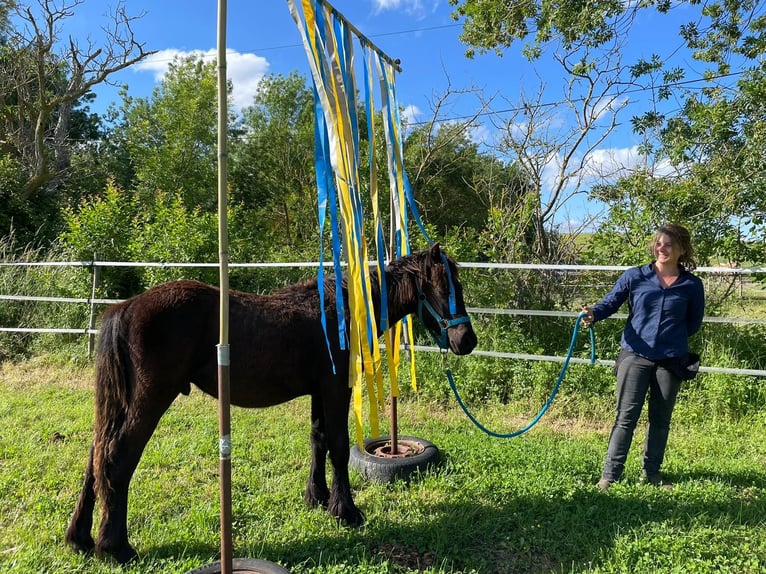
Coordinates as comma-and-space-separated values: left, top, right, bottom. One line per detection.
582, 224, 705, 491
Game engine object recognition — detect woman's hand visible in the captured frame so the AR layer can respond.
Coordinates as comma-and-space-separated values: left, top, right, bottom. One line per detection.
581, 306, 595, 327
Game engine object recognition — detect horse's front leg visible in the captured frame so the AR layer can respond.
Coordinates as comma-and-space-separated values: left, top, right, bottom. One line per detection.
65, 443, 97, 554
324, 383, 364, 527
304, 393, 330, 509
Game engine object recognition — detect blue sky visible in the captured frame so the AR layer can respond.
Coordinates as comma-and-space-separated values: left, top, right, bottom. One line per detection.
80, 1, 527, 119
63, 0, 710, 230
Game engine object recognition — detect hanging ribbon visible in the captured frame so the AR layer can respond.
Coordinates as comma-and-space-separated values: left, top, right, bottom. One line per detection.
288, 0, 427, 442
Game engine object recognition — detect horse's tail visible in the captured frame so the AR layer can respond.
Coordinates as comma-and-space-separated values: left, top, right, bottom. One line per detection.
92, 304, 133, 508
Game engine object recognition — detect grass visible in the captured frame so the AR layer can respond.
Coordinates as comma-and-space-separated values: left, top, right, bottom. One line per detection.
1, 357, 765, 573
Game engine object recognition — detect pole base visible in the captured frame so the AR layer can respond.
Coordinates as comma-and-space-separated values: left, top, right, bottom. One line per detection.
184, 557, 291, 573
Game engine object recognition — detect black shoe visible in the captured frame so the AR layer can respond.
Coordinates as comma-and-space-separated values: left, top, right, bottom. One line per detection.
642, 474, 673, 490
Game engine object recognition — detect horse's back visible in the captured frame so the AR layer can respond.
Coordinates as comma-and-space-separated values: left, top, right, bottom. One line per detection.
225, 282, 343, 407
102, 279, 341, 407
99, 280, 220, 397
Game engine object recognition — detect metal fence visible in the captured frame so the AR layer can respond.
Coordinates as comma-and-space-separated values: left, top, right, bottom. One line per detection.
1, 259, 765, 377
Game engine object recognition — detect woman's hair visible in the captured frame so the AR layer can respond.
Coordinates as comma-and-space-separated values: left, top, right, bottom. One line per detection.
650, 223, 697, 271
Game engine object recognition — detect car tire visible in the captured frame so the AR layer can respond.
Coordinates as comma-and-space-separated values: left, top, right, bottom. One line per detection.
349, 435, 440, 483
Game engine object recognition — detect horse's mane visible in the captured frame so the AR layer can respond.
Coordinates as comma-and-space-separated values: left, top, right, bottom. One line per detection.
274, 247, 454, 317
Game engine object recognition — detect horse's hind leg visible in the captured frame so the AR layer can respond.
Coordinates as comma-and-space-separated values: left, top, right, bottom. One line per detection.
96, 393, 176, 564
305, 393, 330, 508
66, 444, 97, 554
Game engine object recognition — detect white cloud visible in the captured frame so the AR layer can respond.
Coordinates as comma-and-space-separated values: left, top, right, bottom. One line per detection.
467, 123, 491, 146
401, 104, 422, 125
592, 96, 630, 121
370, 0, 438, 17
584, 146, 642, 180
227, 51, 270, 110
133, 48, 270, 111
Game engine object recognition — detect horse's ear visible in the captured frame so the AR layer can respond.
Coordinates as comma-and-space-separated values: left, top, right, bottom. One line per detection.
429, 243, 441, 261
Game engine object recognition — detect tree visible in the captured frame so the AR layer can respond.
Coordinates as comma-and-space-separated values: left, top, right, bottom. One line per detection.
491, 44, 633, 262
0, 2, 16, 37
448, 0, 642, 59
450, 0, 643, 261
1, 0, 153, 199
589, 1, 766, 268
450, 0, 766, 269
230, 71, 317, 251
105, 55, 225, 212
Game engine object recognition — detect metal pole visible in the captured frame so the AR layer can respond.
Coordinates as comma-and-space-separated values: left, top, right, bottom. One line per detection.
216, 1, 233, 573
388, 195, 399, 454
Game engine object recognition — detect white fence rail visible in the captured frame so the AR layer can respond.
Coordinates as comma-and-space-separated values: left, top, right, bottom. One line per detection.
1, 259, 765, 377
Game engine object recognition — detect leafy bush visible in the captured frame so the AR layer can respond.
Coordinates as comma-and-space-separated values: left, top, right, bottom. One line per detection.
59, 180, 142, 298
127, 191, 219, 287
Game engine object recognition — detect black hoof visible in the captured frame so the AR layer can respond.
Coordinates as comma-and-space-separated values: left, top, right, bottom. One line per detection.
65, 527, 95, 555
304, 485, 330, 509
97, 543, 138, 565
329, 500, 365, 528
340, 509, 365, 528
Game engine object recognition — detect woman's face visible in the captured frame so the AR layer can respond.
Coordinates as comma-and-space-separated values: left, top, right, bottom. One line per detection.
654, 233, 682, 266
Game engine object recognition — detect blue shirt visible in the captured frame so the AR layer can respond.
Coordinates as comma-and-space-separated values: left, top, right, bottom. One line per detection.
591, 263, 705, 360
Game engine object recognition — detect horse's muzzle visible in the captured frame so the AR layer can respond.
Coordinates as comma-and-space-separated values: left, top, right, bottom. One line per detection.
449, 322, 478, 355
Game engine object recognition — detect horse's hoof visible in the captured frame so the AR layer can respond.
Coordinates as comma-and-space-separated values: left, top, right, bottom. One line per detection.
329, 499, 365, 527
338, 508, 365, 528
97, 542, 138, 565
304, 485, 330, 509
65, 528, 95, 555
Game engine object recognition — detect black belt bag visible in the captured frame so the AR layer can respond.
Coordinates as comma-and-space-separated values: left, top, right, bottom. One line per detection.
614, 349, 701, 381
660, 352, 701, 381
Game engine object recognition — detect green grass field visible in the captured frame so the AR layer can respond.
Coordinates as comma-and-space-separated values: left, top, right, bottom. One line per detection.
1, 358, 765, 573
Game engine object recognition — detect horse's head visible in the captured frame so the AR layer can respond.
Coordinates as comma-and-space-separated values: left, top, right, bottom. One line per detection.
415, 244, 478, 355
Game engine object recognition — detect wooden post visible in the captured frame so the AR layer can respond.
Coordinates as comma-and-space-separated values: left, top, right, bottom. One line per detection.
216, 1, 233, 573
87, 253, 100, 359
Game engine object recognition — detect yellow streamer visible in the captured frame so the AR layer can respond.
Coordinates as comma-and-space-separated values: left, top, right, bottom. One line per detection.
288, 0, 418, 445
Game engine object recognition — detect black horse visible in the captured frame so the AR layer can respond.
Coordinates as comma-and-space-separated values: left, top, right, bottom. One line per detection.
66, 244, 477, 564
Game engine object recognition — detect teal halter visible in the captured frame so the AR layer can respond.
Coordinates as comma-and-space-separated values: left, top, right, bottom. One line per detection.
416, 253, 472, 350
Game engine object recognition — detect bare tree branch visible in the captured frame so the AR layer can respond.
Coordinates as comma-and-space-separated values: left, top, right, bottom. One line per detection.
3, 0, 155, 198
489, 30, 638, 260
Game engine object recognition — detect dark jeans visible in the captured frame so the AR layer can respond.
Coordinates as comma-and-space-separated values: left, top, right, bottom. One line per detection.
601, 349, 681, 481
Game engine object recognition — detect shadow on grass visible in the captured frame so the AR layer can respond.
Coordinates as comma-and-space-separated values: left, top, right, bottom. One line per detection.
679, 467, 766, 489
133, 472, 766, 573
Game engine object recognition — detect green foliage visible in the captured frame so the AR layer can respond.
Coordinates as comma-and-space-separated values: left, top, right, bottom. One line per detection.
405, 310, 615, 412
106, 55, 223, 212
128, 192, 219, 286
59, 181, 141, 298
0, 232, 93, 361
692, 371, 766, 418
0, 235, 44, 360
231, 72, 317, 250
0, 154, 62, 245
403, 122, 490, 233
588, 1, 766, 270
0, 156, 29, 239
449, 0, 766, 272
688, 320, 766, 416
449, 0, 629, 59
59, 181, 223, 295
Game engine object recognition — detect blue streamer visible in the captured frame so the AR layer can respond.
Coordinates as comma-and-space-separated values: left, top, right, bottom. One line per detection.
314, 91, 345, 360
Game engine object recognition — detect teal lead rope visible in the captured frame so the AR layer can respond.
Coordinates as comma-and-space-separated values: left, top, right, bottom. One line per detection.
446, 312, 596, 438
